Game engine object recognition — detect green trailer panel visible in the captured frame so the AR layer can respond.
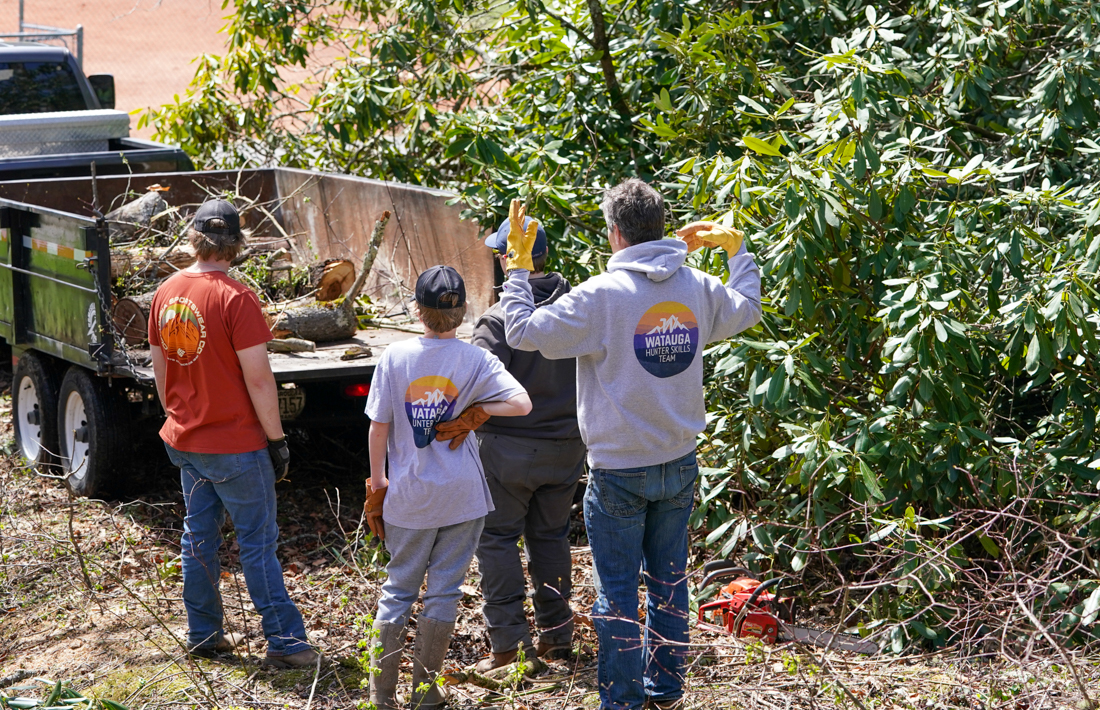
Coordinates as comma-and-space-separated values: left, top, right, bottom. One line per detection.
0, 200, 109, 369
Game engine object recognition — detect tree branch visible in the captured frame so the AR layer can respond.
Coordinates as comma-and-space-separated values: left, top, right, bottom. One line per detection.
583, 0, 632, 120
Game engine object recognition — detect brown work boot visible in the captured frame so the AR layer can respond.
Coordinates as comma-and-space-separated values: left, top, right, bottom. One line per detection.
474, 648, 518, 674
188, 631, 246, 658
535, 638, 572, 660
265, 647, 322, 668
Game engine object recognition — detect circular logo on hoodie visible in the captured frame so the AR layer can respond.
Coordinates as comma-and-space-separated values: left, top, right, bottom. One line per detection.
405, 376, 459, 448
633, 301, 699, 378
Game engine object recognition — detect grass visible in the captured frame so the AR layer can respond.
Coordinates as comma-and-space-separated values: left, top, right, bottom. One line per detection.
4, 373, 1100, 709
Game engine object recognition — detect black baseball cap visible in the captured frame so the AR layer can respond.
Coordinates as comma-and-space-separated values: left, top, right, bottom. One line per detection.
485, 217, 548, 258
415, 265, 466, 309
192, 199, 241, 237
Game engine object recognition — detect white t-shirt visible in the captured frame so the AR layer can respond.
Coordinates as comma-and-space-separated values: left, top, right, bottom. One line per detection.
365, 337, 527, 529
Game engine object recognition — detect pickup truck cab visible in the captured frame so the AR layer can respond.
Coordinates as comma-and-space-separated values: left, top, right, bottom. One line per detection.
0, 42, 193, 180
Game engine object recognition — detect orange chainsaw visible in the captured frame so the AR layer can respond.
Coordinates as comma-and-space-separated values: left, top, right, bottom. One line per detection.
695, 560, 878, 655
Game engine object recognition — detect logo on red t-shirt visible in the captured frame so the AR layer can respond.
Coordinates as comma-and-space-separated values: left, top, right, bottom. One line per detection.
405, 376, 459, 448
158, 296, 207, 366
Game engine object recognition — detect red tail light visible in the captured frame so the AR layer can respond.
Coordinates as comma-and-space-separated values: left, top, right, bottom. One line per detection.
344, 383, 371, 397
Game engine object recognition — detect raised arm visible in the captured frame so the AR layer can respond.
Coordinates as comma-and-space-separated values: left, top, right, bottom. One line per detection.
501, 272, 601, 358
677, 221, 763, 342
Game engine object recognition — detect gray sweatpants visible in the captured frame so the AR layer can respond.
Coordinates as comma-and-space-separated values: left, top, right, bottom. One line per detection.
376, 518, 484, 625
474, 432, 586, 653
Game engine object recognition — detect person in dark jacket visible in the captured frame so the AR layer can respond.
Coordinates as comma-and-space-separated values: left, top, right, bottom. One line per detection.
470, 215, 585, 672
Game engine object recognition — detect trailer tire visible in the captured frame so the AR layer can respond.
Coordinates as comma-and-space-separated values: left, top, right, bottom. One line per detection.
13, 352, 60, 471
57, 367, 131, 498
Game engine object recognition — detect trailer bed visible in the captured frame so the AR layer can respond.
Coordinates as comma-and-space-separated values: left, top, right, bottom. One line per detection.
119, 323, 470, 384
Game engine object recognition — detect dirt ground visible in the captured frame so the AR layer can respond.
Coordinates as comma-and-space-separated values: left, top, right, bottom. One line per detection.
0, 0, 229, 138
2, 361, 1100, 708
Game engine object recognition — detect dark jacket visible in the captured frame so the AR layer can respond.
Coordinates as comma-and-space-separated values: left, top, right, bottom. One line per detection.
472, 273, 580, 440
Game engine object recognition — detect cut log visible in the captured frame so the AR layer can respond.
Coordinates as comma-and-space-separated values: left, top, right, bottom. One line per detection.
267, 300, 359, 343
309, 259, 356, 302
112, 291, 156, 346
106, 187, 170, 240
267, 338, 316, 353
111, 244, 196, 279
269, 211, 390, 343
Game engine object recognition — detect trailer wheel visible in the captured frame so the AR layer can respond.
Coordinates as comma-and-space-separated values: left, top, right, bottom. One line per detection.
13, 353, 60, 470
57, 367, 131, 497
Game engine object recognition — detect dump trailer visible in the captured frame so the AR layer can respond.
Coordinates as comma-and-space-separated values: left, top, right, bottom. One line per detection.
0, 168, 492, 496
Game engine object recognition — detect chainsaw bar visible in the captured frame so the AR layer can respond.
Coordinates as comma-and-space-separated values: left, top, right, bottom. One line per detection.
781, 625, 879, 655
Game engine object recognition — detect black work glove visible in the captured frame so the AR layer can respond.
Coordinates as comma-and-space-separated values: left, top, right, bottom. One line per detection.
268, 437, 290, 482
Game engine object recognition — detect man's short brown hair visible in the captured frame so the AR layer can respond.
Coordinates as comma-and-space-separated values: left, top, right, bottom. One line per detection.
418, 299, 466, 334
600, 178, 665, 245
187, 220, 245, 262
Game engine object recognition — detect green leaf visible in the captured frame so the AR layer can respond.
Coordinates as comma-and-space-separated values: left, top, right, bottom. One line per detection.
869, 188, 883, 220
896, 186, 916, 215
1082, 585, 1100, 625
934, 319, 948, 342
766, 369, 787, 403
859, 460, 885, 501
743, 135, 783, 157
978, 533, 1001, 559
1025, 333, 1040, 374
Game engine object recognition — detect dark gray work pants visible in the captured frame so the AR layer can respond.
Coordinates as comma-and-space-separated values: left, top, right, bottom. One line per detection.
475, 432, 586, 653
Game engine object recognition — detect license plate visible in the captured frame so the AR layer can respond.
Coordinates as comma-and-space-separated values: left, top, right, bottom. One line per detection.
278, 387, 306, 421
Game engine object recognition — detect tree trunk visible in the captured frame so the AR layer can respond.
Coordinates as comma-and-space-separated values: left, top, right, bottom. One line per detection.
106, 188, 170, 241
268, 211, 390, 343
111, 244, 197, 279
308, 259, 356, 301
584, 0, 631, 120
112, 291, 157, 346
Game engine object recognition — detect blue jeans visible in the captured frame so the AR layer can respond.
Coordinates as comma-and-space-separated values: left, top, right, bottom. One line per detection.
585, 450, 698, 710
166, 444, 310, 656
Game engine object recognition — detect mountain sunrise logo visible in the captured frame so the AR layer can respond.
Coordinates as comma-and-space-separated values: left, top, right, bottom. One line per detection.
405, 376, 460, 448
158, 297, 207, 366
633, 301, 699, 378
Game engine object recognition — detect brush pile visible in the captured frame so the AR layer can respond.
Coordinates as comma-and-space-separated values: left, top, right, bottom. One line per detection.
105, 185, 390, 352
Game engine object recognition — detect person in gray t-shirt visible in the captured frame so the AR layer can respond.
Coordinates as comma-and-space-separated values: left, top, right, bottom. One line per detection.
363, 265, 531, 710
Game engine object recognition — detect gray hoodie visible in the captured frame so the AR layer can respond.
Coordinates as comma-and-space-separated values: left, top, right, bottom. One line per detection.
501, 238, 761, 470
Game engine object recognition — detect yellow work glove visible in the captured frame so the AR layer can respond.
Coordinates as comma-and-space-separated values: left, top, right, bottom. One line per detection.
505, 198, 539, 272
676, 221, 744, 255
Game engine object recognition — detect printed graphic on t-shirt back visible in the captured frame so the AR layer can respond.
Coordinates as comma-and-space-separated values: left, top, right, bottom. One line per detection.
633, 301, 699, 378
158, 297, 207, 366
405, 375, 459, 448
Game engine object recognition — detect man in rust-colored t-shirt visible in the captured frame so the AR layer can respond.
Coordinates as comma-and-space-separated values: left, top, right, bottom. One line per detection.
149, 199, 317, 668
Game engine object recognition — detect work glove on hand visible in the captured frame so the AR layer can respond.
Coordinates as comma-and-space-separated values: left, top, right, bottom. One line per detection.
676, 221, 744, 255
434, 404, 491, 450
364, 486, 387, 540
505, 198, 539, 272
267, 437, 290, 482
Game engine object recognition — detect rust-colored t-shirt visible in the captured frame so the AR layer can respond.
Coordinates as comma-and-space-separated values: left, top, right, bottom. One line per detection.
149, 270, 273, 453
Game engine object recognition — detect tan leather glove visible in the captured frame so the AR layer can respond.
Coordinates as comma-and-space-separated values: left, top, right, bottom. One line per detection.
676, 221, 744, 254
364, 486, 387, 540
434, 405, 491, 450
505, 198, 539, 272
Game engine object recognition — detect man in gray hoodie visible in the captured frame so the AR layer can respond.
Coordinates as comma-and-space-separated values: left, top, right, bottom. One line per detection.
500, 179, 762, 710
